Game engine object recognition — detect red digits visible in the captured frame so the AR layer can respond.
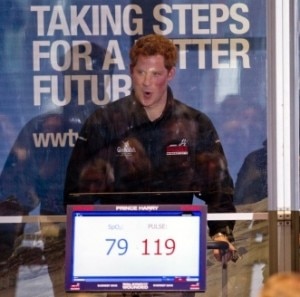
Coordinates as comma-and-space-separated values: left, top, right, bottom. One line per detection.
142, 239, 175, 255
154, 239, 162, 255
165, 238, 175, 255
142, 239, 150, 255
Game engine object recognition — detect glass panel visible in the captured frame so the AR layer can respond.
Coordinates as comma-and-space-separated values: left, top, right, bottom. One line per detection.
0, 0, 270, 296
0, 217, 269, 296
0, 0, 267, 213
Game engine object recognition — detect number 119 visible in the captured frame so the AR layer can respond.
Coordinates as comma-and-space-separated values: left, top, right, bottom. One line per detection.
142, 238, 175, 255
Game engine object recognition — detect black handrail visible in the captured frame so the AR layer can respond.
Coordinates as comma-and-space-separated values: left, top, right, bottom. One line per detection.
207, 241, 229, 253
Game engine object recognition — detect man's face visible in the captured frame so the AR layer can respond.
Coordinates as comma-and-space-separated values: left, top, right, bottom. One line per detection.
131, 55, 175, 113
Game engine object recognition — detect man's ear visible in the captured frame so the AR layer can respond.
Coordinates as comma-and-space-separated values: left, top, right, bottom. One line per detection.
168, 67, 176, 81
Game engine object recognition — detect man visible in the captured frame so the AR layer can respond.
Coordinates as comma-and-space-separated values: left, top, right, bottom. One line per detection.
64, 34, 237, 262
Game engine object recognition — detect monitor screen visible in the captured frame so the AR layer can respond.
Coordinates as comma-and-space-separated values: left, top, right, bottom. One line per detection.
65, 204, 207, 293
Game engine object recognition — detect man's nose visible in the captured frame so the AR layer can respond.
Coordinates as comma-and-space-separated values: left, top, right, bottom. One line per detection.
142, 72, 151, 85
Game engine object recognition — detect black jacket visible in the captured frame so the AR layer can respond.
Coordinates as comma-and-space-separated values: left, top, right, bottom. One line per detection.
64, 87, 236, 238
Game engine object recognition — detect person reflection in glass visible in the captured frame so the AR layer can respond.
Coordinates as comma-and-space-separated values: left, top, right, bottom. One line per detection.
0, 41, 112, 215
0, 41, 113, 296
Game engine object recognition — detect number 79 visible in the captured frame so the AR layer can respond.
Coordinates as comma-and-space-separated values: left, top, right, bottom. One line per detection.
105, 238, 128, 255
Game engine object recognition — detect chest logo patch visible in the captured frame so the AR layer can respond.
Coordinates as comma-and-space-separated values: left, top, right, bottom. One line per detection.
166, 139, 189, 156
117, 141, 136, 156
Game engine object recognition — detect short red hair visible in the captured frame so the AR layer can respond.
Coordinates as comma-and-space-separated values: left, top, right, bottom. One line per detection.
130, 34, 177, 71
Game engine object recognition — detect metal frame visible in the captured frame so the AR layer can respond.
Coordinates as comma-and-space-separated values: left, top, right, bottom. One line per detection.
267, 0, 299, 272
